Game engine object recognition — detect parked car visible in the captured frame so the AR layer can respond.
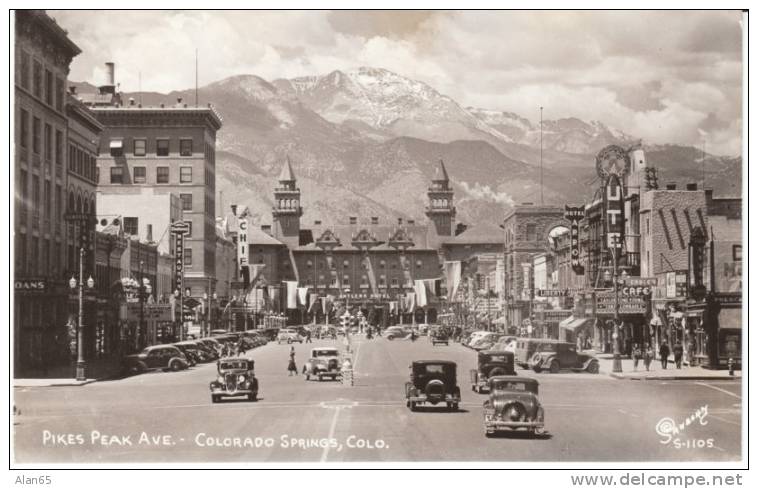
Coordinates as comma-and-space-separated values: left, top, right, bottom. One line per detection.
470, 350, 516, 393
404, 360, 461, 411
172, 342, 202, 366
210, 357, 258, 403
471, 332, 501, 351
466, 331, 491, 348
210, 329, 229, 336
260, 328, 280, 341
483, 376, 545, 437
385, 326, 411, 340
515, 338, 555, 369
197, 337, 223, 357
528, 341, 599, 374
122, 345, 189, 375
304, 347, 342, 381
491, 336, 518, 353
277, 328, 304, 344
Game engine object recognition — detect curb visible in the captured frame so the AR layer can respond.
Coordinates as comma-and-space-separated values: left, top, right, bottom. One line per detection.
607, 372, 740, 381
14, 378, 99, 388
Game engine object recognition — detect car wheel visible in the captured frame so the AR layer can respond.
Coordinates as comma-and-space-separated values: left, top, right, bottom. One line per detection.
305, 374, 310, 381
211, 395, 219, 404
170, 360, 181, 371
549, 361, 560, 374
484, 427, 495, 438
387, 336, 394, 341
409, 401, 417, 412
287, 339, 292, 344
587, 362, 599, 374
451, 403, 459, 412
532, 365, 542, 373
534, 426, 545, 436
248, 393, 257, 402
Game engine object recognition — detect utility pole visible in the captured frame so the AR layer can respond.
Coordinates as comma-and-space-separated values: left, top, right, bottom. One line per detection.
540, 106, 544, 206
611, 237, 623, 373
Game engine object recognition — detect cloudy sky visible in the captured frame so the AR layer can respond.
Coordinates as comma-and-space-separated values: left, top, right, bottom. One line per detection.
51, 10, 744, 155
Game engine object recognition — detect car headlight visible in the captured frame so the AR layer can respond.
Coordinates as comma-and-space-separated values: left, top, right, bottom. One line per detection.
217, 376, 224, 383
238, 375, 246, 383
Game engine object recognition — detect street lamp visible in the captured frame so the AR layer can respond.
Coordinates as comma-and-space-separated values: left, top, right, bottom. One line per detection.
203, 292, 209, 337
69, 247, 94, 381
607, 240, 623, 374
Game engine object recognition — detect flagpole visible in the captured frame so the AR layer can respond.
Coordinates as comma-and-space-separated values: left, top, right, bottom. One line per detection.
540, 106, 544, 205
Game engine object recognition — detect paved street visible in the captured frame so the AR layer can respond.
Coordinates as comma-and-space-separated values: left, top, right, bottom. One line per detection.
13, 335, 742, 463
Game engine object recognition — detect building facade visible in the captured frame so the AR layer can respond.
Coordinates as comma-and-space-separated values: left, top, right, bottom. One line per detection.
88, 91, 223, 302
14, 11, 82, 375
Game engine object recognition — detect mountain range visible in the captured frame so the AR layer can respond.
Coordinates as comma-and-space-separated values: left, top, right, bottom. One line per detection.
72, 67, 742, 228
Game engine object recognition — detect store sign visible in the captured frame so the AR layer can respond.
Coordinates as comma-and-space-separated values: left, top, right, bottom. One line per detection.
14, 279, 47, 293
237, 216, 249, 270
618, 277, 657, 287
596, 291, 647, 314
713, 293, 742, 306
536, 288, 581, 297
564, 206, 585, 275
603, 174, 625, 251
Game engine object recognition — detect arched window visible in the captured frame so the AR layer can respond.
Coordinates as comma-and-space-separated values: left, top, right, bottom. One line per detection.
68, 192, 75, 212
76, 195, 82, 212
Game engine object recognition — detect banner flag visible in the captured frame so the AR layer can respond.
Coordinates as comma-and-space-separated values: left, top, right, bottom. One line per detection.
406, 291, 416, 311
415, 280, 427, 307
444, 261, 462, 301
297, 287, 309, 307
286, 281, 298, 309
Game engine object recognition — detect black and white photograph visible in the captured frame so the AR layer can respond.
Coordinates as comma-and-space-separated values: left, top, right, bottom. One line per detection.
7, 5, 749, 480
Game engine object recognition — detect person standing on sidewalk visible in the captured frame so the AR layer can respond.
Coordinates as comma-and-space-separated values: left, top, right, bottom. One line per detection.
632, 343, 642, 372
659, 340, 670, 370
673, 340, 684, 369
643, 343, 654, 371
287, 346, 298, 376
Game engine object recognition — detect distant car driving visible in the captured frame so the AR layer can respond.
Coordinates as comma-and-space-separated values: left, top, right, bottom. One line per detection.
277, 328, 304, 344
404, 360, 461, 411
304, 347, 342, 381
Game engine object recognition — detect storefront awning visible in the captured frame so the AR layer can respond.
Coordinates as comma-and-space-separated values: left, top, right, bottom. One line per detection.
559, 316, 594, 333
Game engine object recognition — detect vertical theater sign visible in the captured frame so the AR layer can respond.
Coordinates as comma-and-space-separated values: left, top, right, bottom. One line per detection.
564, 206, 585, 275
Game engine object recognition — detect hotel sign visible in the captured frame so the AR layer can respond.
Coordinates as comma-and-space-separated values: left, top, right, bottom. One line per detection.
171, 222, 190, 292
596, 291, 647, 315
564, 205, 585, 275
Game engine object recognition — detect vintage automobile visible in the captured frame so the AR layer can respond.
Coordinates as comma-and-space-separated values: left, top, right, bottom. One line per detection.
491, 336, 518, 354
385, 326, 412, 340
470, 350, 516, 393
404, 360, 461, 411
277, 328, 304, 344
528, 340, 600, 374
210, 357, 259, 403
465, 330, 491, 349
172, 342, 202, 366
122, 345, 189, 375
430, 328, 450, 346
483, 376, 545, 437
305, 347, 342, 381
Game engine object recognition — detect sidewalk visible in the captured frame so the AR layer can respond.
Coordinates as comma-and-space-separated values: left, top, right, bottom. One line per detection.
14, 357, 122, 388
595, 354, 741, 381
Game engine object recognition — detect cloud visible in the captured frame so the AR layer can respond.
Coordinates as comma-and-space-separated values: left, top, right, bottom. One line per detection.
49, 10, 743, 155
458, 181, 514, 206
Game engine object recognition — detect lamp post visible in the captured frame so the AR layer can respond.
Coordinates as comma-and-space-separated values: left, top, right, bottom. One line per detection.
605, 241, 623, 373
69, 247, 94, 381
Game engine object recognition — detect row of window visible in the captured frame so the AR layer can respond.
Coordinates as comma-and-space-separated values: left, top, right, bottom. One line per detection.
18, 50, 65, 113
302, 259, 425, 269
110, 165, 194, 184
17, 169, 65, 222
69, 144, 97, 182
19, 109, 64, 165
301, 276, 411, 288
123, 217, 193, 238
110, 138, 194, 157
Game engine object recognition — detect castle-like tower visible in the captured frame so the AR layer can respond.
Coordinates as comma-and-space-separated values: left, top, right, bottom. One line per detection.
425, 159, 456, 237
272, 156, 303, 247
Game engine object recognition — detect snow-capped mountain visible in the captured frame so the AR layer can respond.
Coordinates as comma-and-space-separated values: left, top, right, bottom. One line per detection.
72, 66, 740, 227
274, 67, 512, 144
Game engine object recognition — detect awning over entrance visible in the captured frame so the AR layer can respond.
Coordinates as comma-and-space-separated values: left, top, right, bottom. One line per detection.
559, 316, 594, 333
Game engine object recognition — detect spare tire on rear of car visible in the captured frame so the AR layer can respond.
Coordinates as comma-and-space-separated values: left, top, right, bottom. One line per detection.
425, 379, 445, 399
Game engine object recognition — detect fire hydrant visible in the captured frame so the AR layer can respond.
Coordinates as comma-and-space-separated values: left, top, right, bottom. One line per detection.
728, 357, 735, 376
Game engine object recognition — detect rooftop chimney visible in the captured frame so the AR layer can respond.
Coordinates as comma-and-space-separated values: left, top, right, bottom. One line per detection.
371, 216, 379, 225
666, 183, 677, 191
686, 183, 698, 191
129, 97, 135, 106
230, 204, 238, 216
69, 86, 77, 95
146, 224, 153, 243
105, 62, 115, 86
349, 216, 357, 225
177, 97, 183, 105
261, 224, 271, 235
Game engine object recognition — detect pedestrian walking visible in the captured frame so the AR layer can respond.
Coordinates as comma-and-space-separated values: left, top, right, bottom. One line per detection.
643, 343, 654, 371
287, 346, 298, 376
632, 343, 642, 372
673, 340, 684, 369
305, 330, 312, 343
659, 340, 670, 370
